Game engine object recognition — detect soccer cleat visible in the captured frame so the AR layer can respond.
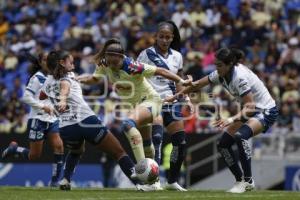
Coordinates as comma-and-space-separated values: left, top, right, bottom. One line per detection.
245, 179, 255, 191
227, 181, 247, 193
165, 182, 187, 191
59, 178, 71, 191
148, 180, 163, 191
136, 184, 158, 192
2, 141, 18, 160
49, 181, 59, 188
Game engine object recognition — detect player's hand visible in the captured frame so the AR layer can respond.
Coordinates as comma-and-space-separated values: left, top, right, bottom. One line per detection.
163, 95, 177, 103
42, 105, 54, 115
179, 75, 193, 87
58, 101, 67, 113
212, 118, 233, 129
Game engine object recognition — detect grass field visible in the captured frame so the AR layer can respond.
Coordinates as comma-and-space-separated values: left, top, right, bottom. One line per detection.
0, 187, 299, 200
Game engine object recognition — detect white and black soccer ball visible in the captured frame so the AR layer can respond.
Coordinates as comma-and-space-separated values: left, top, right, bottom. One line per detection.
135, 158, 159, 184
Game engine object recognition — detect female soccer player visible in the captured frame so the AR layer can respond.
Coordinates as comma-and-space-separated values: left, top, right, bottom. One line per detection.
43, 50, 148, 191
166, 47, 278, 193
1, 52, 64, 187
137, 21, 188, 191
77, 38, 191, 170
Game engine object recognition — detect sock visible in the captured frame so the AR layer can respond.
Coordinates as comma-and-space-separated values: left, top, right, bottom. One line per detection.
217, 132, 243, 182
168, 131, 186, 184
63, 153, 81, 182
234, 125, 253, 183
51, 153, 64, 183
118, 155, 139, 185
152, 125, 163, 165
143, 139, 155, 159
122, 119, 145, 162
16, 146, 29, 160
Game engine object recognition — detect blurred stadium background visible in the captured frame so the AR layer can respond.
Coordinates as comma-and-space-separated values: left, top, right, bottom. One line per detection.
0, 0, 300, 192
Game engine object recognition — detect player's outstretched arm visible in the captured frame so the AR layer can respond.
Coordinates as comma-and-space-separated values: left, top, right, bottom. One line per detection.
164, 76, 210, 102
154, 68, 192, 86
58, 80, 71, 112
76, 74, 101, 85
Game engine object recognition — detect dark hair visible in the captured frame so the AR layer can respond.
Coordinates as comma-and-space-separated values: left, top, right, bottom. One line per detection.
94, 38, 125, 66
215, 47, 244, 66
47, 50, 70, 80
25, 52, 47, 76
157, 21, 181, 51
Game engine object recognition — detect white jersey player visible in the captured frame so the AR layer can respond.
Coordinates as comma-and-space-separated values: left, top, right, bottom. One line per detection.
167, 47, 278, 193
1, 53, 64, 187
137, 21, 188, 191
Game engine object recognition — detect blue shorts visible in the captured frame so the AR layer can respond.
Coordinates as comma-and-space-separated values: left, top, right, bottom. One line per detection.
162, 103, 183, 127
27, 119, 59, 141
59, 115, 108, 150
242, 106, 279, 133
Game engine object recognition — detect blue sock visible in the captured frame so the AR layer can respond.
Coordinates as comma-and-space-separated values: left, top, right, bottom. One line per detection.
63, 153, 81, 182
118, 155, 139, 185
152, 125, 163, 165
218, 132, 243, 182
234, 125, 253, 183
168, 131, 186, 184
51, 153, 64, 183
16, 146, 29, 160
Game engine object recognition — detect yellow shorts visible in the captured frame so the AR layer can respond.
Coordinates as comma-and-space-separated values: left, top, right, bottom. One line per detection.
138, 95, 162, 119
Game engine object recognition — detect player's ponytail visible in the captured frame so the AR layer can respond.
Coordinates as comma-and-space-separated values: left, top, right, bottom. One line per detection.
26, 52, 46, 76
94, 38, 125, 66
157, 21, 181, 52
215, 47, 244, 67
47, 50, 70, 80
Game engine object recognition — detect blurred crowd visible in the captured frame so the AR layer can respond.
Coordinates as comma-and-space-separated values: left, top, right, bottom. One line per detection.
0, 0, 300, 136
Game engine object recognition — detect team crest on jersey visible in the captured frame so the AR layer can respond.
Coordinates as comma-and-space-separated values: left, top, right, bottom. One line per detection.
128, 61, 144, 75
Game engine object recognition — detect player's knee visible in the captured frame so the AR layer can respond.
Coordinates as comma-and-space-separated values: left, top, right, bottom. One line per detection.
217, 132, 234, 150
121, 119, 137, 132
112, 147, 126, 160
234, 124, 253, 143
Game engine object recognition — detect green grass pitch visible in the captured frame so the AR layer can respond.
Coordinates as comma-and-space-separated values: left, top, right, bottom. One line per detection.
0, 187, 299, 200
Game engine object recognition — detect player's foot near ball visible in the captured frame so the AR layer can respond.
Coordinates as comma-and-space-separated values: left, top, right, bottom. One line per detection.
227, 181, 247, 193
245, 179, 255, 191
136, 184, 158, 192
1, 141, 18, 160
59, 178, 71, 191
165, 182, 187, 191
147, 180, 163, 191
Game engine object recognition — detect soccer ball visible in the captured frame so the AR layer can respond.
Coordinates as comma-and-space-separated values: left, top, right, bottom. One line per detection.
135, 158, 159, 184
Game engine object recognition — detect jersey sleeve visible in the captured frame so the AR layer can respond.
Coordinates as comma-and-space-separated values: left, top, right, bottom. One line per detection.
26, 76, 42, 95
141, 63, 157, 78
208, 70, 220, 84
236, 77, 251, 97
123, 57, 156, 77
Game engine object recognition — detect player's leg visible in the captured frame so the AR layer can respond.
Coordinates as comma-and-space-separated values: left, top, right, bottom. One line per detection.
164, 121, 187, 191
139, 124, 155, 159
151, 115, 163, 165
47, 120, 64, 186
96, 131, 140, 185
122, 105, 154, 162
2, 119, 45, 160
160, 103, 186, 191
58, 124, 84, 190
218, 122, 244, 182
